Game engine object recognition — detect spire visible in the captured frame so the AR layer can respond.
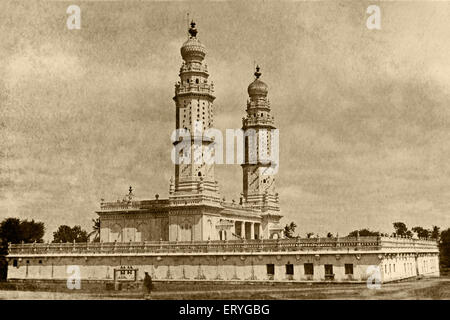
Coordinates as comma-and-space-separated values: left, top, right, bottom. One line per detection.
254, 65, 261, 79
188, 20, 198, 38
180, 20, 206, 61
127, 186, 134, 201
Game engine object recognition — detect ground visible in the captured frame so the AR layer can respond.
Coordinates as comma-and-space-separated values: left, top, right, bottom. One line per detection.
0, 276, 449, 300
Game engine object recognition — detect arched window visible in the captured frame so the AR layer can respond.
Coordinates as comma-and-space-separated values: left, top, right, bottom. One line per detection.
180, 220, 192, 241
136, 223, 148, 242
110, 224, 122, 242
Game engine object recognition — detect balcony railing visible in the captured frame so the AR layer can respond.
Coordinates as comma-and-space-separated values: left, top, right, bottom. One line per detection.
175, 83, 214, 95
242, 118, 275, 127
100, 201, 141, 211
100, 199, 170, 211
7, 236, 438, 256
180, 64, 208, 74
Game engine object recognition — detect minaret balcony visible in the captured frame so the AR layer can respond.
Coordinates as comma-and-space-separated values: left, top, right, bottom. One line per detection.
172, 135, 215, 146
247, 99, 271, 110
179, 64, 208, 74
242, 117, 275, 128
175, 83, 215, 96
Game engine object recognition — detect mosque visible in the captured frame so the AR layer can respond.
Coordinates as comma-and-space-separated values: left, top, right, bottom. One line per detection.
96, 21, 283, 244
6, 22, 440, 285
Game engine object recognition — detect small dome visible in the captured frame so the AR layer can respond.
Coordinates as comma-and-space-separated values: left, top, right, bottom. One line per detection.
181, 38, 206, 61
180, 21, 206, 61
247, 66, 268, 96
248, 79, 268, 96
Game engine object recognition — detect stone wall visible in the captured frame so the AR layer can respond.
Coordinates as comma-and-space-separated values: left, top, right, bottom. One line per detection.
6, 251, 439, 284
7, 237, 440, 284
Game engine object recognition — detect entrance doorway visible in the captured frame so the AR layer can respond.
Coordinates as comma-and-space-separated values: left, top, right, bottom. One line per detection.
325, 264, 334, 280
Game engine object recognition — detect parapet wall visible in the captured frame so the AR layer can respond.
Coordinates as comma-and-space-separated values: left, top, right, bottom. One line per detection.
7, 236, 439, 256
6, 237, 440, 284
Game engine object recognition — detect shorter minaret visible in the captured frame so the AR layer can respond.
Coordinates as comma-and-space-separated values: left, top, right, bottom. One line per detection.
241, 66, 280, 212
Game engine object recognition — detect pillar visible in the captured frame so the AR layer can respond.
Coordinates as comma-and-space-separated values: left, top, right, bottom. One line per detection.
241, 222, 246, 239
234, 221, 239, 238
250, 223, 255, 240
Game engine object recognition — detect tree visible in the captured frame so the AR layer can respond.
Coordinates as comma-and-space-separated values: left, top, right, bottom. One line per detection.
53, 225, 88, 243
0, 218, 45, 280
283, 222, 297, 239
0, 218, 21, 246
88, 218, 100, 242
393, 222, 412, 237
431, 226, 440, 240
412, 226, 430, 239
0, 218, 44, 245
347, 229, 380, 237
19, 220, 45, 243
439, 228, 450, 268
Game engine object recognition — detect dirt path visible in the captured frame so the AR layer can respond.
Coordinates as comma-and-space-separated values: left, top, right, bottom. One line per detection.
1, 278, 448, 300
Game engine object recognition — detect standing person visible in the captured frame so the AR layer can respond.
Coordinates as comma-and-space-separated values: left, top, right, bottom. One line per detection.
143, 272, 154, 299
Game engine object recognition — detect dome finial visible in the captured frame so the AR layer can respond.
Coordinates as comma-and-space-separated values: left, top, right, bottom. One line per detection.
181, 20, 206, 61
248, 65, 268, 96
189, 20, 198, 38
254, 65, 261, 79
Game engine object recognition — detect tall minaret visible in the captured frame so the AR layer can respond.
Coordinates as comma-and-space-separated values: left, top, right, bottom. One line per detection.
172, 21, 220, 201
242, 66, 280, 212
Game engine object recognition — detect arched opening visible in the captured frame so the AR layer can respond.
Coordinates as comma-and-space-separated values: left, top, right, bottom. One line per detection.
110, 224, 122, 242
180, 220, 192, 241
136, 223, 148, 242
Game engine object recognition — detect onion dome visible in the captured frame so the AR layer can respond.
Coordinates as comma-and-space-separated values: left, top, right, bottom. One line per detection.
180, 21, 206, 61
247, 65, 268, 97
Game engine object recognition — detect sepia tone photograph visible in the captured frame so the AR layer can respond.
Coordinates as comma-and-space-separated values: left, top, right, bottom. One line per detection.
0, 0, 449, 306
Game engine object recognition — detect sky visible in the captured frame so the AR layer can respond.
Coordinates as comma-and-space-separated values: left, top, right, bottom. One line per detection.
1, 0, 450, 240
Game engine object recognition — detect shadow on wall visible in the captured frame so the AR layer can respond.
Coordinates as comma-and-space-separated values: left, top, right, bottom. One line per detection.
0, 256, 7, 281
